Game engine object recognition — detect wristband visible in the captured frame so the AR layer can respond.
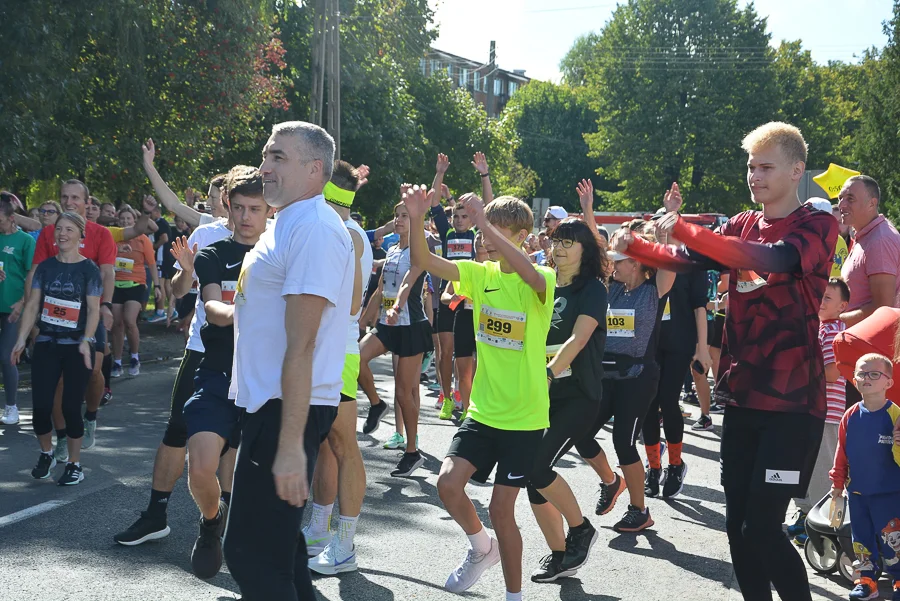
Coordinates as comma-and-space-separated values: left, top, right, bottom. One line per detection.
154, 284, 161, 288
480, 172, 490, 178
101, 302, 113, 311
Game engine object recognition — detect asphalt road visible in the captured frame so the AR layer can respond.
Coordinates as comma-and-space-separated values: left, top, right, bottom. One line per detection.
0, 328, 875, 601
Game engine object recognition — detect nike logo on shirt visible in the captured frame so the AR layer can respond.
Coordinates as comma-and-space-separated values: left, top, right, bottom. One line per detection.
226, 261, 243, 270
484, 288, 500, 293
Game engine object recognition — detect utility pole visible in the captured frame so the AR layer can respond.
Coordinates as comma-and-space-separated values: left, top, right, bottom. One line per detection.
327, 0, 341, 157
485, 40, 496, 124
309, 0, 326, 125
309, 0, 341, 157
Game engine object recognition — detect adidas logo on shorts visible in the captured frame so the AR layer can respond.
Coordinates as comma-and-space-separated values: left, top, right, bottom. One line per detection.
765, 469, 800, 485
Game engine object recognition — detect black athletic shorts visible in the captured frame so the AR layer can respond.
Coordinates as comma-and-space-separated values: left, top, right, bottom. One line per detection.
453, 308, 475, 358
436, 302, 457, 334
183, 367, 242, 449
113, 284, 147, 305
374, 321, 434, 358
720, 405, 824, 498
710, 313, 725, 349
447, 417, 544, 488
161, 264, 177, 280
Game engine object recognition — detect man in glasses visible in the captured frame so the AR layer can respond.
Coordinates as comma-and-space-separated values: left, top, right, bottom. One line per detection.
543, 206, 568, 235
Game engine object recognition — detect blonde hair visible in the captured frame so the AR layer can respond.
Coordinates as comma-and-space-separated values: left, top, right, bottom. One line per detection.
856, 353, 893, 375
741, 122, 808, 165
484, 196, 533, 235
56, 211, 86, 238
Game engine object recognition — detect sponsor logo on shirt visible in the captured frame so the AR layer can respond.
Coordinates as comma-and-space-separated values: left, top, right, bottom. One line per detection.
2, 246, 14, 255
879, 434, 894, 445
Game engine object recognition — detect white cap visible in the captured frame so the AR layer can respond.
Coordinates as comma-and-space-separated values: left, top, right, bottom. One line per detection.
808, 197, 834, 213
545, 206, 568, 220
607, 251, 629, 261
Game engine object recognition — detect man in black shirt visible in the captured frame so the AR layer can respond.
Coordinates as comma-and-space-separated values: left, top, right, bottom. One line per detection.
180, 166, 272, 579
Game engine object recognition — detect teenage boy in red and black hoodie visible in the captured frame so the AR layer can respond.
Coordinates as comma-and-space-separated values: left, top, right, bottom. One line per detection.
613, 122, 838, 601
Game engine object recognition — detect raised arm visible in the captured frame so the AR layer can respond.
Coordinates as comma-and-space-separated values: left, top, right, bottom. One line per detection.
14, 214, 41, 232
576, 179, 594, 226
462, 195, 547, 302
170, 236, 198, 299
349, 228, 365, 316
142, 139, 205, 228
472, 152, 493, 205
403, 185, 459, 283
431, 153, 449, 203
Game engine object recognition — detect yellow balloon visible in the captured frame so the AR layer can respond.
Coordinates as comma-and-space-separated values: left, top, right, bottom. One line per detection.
813, 163, 861, 199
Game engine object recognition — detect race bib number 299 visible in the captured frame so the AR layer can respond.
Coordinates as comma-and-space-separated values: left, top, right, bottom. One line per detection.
477, 305, 526, 351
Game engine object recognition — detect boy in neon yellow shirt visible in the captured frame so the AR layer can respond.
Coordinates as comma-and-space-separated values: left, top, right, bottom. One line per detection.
405, 183, 555, 601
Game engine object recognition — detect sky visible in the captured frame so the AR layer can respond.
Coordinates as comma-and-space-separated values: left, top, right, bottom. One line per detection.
430, 0, 894, 82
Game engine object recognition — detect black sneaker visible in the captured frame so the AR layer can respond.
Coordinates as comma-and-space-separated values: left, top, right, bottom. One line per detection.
644, 467, 662, 498
114, 511, 171, 546
682, 391, 699, 406
560, 517, 598, 572
191, 509, 224, 579
390, 451, 424, 477
530, 551, 576, 583
709, 403, 726, 414
662, 462, 688, 499
613, 505, 654, 533
101, 389, 113, 406
691, 414, 713, 431
58, 462, 84, 486
595, 473, 626, 516
362, 400, 389, 435
31, 452, 56, 479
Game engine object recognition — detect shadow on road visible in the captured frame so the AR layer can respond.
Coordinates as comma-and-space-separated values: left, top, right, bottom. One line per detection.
608, 529, 733, 585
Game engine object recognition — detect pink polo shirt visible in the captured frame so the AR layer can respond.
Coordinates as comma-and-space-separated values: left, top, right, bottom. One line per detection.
841, 214, 900, 310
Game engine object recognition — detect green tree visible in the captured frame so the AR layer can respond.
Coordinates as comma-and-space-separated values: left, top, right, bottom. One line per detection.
575, 0, 778, 214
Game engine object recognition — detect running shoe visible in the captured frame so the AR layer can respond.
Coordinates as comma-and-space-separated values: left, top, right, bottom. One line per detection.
792, 533, 808, 546
595, 473, 626, 516
111, 362, 123, 378
100, 388, 113, 406
849, 577, 879, 600
1, 405, 19, 425
53, 436, 69, 463
786, 510, 807, 537
530, 551, 575, 583
709, 403, 726, 414
191, 507, 225, 579
427, 381, 441, 392
454, 390, 461, 404
31, 452, 56, 479
560, 517, 598, 572
302, 523, 332, 557
682, 391, 699, 406
362, 400, 388, 435
308, 541, 358, 575
435, 391, 447, 409
129, 357, 141, 376
613, 505, 654, 533
691, 414, 713, 431
439, 397, 454, 420
383, 432, 405, 450
892, 580, 900, 601
662, 462, 688, 499
645, 467, 662, 498
444, 537, 501, 593
57, 462, 84, 486
680, 403, 692, 418
391, 451, 424, 477
82, 419, 96, 450
114, 512, 171, 546
147, 310, 167, 323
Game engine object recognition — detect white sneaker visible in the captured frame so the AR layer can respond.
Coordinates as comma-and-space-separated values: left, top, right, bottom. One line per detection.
82, 419, 96, 450
308, 541, 358, 575
54, 437, 69, 463
1, 405, 19, 425
444, 537, 501, 593
302, 524, 332, 557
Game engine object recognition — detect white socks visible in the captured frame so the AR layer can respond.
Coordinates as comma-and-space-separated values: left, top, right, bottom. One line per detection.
467, 525, 491, 554
506, 591, 522, 601
336, 515, 359, 551
307, 502, 333, 537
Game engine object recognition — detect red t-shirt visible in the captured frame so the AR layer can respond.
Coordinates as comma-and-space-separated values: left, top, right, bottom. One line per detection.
34, 220, 117, 267
715, 206, 837, 418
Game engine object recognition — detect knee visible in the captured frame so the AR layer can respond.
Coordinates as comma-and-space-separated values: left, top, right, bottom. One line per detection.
575, 439, 600, 459
488, 496, 514, 527
529, 466, 556, 492
437, 472, 463, 505
188, 454, 216, 481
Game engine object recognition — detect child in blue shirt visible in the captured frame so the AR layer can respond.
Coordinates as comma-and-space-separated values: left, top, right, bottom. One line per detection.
830, 353, 900, 601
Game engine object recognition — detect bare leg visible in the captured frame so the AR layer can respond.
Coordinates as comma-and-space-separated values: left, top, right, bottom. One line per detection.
583, 449, 616, 484
491, 485, 523, 594
538, 475, 584, 528
218, 447, 236, 493
358, 332, 386, 407
620, 461, 646, 510
187, 432, 226, 520
436, 457, 481, 534
456, 356, 475, 412
437, 332, 454, 398
123, 300, 142, 356
692, 368, 711, 416
531, 502, 566, 551
151, 443, 187, 492
395, 354, 422, 453
111, 303, 126, 361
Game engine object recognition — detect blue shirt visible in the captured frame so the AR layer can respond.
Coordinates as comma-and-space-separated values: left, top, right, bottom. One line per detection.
832, 401, 900, 495
365, 230, 399, 252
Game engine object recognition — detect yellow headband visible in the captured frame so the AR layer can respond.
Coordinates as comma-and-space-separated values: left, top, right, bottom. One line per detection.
324, 181, 355, 208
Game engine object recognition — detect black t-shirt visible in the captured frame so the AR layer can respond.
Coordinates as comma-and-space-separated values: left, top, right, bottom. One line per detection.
658, 270, 708, 355
153, 218, 172, 265
547, 278, 608, 401
32, 257, 103, 339
161, 227, 188, 271
194, 238, 252, 375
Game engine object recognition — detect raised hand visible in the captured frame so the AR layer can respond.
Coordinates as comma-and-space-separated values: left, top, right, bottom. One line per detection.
471, 152, 488, 176
142, 139, 156, 167
461, 194, 486, 229
610, 228, 634, 254
355, 164, 370, 190
170, 236, 199, 272
441, 183, 451, 200
663, 182, 683, 214
654, 211, 680, 244
401, 184, 430, 221
436, 153, 450, 175
576, 179, 594, 213
142, 194, 158, 215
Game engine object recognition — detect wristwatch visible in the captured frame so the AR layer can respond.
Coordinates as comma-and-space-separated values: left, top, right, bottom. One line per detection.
546, 366, 555, 381
81, 336, 96, 345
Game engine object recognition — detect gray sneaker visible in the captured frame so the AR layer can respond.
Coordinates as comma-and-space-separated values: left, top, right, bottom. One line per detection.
54, 436, 69, 463
82, 419, 96, 450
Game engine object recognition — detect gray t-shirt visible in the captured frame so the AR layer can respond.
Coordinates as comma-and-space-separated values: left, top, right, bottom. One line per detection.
603, 279, 662, 379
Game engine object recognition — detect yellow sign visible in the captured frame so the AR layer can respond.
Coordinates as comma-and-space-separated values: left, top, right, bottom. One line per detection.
813, 163, 861, 200
607, 308, 635, 338
477, 305, 526, 350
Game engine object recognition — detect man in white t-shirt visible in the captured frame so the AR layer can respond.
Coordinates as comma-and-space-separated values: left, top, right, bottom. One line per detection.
222, 121, 354, 600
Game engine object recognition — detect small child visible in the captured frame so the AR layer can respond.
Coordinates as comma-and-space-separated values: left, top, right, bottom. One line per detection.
830, 353, 900, 601
790, 278, 850, 542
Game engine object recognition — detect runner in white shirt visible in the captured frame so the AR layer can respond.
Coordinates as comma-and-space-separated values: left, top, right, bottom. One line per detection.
222, 121, 354, 601
304, 160, 373, 575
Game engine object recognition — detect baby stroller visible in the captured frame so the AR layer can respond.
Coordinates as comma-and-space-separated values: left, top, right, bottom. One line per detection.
804, 492, 884, 584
